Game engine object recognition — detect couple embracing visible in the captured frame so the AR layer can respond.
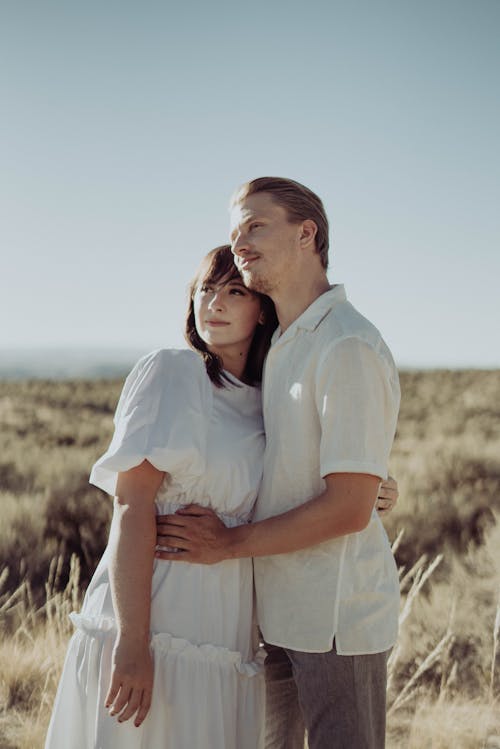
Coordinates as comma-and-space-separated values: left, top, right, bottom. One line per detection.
46, 177, 400, 749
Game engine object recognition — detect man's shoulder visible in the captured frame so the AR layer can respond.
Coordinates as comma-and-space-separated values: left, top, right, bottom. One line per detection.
318, 299, 383, 348
314, 300, 398, 380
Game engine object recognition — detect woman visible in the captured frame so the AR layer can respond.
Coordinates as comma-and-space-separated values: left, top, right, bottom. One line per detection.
46, 245, 397, 749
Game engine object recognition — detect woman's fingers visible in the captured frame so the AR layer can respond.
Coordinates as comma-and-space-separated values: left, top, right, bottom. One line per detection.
104, 672, 121, 710
108, 684, 132, 717
116, 687, 142, 723
107, 683, 152, 726
134, 688, 153, 727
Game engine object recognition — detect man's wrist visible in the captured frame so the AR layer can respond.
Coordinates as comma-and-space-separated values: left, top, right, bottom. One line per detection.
224, 523, 249, 560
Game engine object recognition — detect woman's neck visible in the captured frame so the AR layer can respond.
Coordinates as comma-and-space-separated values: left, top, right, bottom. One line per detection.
211, 346, 248, 382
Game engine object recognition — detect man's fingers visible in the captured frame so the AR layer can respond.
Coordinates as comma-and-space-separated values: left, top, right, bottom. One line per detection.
155, 549, 193, 562
175, 504, 215, 517
156, 523, 194, 545
156, 514, 188, 528
377, 499, 392, 509
156, 528, 190, 543
156, 519, 203, 542
156, 534, 192, 550
379, 476, 399, 502
378, 488, 397, 501
376, 498, 393, 515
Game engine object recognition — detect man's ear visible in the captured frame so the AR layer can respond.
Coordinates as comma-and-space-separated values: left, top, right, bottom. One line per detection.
299, 219, 318, 249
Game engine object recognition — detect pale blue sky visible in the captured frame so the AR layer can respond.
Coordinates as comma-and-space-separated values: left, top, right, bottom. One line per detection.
1, 0, 499, 367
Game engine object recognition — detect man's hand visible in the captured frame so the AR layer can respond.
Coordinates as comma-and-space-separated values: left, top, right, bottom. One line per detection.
376, 475, 399, 516
155, 505, 231, 564
105, 635, 153, 727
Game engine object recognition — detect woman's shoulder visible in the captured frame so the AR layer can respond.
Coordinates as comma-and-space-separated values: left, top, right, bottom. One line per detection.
114, 348, 209, 424
131, 347, 205, 381
136, 346, 200, 366
133, 347, 210, 400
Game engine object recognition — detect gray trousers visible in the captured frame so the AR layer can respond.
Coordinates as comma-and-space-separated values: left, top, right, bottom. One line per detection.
264, 642, 389, 749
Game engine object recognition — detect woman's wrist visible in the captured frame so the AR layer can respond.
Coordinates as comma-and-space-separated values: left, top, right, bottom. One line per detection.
116, 628, 151, 646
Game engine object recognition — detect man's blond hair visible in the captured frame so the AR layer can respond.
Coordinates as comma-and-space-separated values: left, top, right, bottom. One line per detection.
231, 177, 330, 269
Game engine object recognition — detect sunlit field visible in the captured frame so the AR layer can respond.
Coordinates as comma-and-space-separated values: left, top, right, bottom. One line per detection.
1, 370, 499, 748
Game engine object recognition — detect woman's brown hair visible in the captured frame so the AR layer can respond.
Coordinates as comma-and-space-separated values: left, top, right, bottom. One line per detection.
185, 245, 278, 387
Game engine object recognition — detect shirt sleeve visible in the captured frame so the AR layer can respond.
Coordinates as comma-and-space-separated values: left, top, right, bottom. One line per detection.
89, 349, 209, 495
314, 336, 400, 480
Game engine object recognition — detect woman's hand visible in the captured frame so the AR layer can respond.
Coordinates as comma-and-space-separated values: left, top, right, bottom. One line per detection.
105, 635, 154, 728
376, 475, 399, 516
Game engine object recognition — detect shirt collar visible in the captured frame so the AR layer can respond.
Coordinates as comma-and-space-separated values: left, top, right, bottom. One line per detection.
271, 284, 347, 345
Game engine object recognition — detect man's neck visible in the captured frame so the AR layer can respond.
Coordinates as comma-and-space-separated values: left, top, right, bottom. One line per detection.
272, 275, 332, 333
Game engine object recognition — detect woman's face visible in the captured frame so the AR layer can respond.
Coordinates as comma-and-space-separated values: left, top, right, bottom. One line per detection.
193, 275, 263, 363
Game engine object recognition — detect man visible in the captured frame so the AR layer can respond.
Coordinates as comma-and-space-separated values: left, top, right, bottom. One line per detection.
156, 177, 400, 748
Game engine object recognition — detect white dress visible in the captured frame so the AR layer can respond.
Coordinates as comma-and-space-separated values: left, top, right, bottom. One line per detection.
45, 349, 265, 749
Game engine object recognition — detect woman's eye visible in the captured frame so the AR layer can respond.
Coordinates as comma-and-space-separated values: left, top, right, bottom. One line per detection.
230, 288, 245, 295
249, 223, 262, 231
199, 285, 212, 293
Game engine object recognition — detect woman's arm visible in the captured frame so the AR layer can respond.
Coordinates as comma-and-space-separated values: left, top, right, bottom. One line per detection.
105, 460, 165, 727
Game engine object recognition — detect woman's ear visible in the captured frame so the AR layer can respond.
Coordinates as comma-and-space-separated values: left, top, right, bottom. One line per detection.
258, 310, 266, 325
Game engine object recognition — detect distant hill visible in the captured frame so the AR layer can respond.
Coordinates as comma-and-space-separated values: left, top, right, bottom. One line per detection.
0, 348, 151, 379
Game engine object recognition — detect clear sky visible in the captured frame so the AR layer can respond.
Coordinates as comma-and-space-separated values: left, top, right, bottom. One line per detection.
1, 0, 499, 368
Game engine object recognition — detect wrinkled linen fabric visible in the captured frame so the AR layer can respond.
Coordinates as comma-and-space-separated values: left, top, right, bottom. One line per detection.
45, 349, 265, 749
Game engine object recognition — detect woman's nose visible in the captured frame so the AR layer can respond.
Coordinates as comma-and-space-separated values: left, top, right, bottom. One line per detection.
208, 290, 225, 310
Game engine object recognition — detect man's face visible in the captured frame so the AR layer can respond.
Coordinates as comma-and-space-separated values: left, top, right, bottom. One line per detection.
230, 192, 302, 296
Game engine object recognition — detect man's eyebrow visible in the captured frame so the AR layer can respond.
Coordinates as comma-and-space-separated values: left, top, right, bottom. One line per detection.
230, 213, 264, 238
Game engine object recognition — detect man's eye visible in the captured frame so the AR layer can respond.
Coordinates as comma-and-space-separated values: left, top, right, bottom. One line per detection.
249, 223, 262, 231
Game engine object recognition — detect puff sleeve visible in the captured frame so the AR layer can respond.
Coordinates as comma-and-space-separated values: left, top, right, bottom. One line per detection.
89, 349, 210, 496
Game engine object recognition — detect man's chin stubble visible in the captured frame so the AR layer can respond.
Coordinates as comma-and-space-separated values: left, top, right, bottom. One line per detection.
242, 270, 274, 296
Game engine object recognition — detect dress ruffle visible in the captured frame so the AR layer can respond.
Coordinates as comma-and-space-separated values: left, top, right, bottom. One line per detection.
69, 612, 265, 678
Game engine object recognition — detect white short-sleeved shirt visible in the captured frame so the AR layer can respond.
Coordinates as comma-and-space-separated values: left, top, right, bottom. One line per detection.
253, 285, 401, 655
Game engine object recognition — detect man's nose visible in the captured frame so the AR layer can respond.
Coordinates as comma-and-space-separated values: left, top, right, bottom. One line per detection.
231, 233, 249, 256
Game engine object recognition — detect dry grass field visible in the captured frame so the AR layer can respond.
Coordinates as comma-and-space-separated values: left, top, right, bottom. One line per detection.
1, 369, 500, 748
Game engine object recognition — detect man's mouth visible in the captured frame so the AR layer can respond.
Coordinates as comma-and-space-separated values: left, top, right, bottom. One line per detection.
239, 256, 259, 270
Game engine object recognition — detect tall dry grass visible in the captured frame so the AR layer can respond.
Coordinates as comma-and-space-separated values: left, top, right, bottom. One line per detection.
0, 557, 80, 749
1, 370, 499, 747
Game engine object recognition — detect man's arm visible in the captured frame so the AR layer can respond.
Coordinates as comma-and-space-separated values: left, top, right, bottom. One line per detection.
155, 472, 380, 564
